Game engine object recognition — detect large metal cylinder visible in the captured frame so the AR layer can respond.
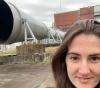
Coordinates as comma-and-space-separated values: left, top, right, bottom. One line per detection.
0, 0, 65, 44
0, 0, 48, 44
49, 28, 65, 39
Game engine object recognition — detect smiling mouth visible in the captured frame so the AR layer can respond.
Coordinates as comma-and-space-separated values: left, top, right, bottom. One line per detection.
76, 77, 93, 83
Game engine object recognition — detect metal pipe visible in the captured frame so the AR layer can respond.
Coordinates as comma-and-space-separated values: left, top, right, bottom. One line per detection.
0, 0, 65, 44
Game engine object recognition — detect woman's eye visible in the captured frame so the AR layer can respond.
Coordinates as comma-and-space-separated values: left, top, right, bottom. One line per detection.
89, 56, 100, 63
70, 56, 79, 60
67, 56, 80, 62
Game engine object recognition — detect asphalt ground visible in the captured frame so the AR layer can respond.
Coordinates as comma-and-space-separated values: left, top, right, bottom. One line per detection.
0, 62, 55, 88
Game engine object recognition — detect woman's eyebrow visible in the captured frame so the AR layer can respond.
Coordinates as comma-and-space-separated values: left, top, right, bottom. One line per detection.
67, 52, 80, 56
89, 53, 100, 57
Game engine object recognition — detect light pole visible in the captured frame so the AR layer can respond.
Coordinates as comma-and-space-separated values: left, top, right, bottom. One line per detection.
60, 0, 61, 10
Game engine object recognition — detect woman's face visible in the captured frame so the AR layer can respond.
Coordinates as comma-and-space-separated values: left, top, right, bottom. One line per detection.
65, 34, 100, 88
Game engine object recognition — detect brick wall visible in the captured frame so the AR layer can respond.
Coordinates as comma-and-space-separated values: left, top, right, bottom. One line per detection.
54, 6, 94, 30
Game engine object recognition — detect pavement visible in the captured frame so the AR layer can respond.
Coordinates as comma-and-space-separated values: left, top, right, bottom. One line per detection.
0, 62, 55, 88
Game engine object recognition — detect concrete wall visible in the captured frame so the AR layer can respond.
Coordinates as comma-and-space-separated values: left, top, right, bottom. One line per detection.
0, 53, 53, 64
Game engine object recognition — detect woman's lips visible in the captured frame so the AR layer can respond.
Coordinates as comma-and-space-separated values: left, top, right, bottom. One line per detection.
76, 76, 93, 84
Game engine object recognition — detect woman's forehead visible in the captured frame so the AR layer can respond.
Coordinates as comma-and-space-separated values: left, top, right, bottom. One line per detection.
67, 34, 100, 55
69, 33, 100, 44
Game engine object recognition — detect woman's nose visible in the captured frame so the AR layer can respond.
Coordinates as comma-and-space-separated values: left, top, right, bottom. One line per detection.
78, 60, 90, 75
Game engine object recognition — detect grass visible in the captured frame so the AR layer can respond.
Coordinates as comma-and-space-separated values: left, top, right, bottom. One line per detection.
0, 48, 16, 56
45, 46, 59, 53
0, 45, 59, 56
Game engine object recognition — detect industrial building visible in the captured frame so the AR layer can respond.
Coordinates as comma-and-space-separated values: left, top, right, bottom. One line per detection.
54, 5, 100, 31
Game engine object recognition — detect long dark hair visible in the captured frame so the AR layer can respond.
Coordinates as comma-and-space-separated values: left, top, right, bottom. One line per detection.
52, 19, 100, 88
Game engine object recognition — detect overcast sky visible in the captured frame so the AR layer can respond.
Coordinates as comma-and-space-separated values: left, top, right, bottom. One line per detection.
5, 0, 100, 27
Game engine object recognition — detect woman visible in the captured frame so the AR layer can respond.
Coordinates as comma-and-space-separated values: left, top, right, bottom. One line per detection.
52, 19, 100, 88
